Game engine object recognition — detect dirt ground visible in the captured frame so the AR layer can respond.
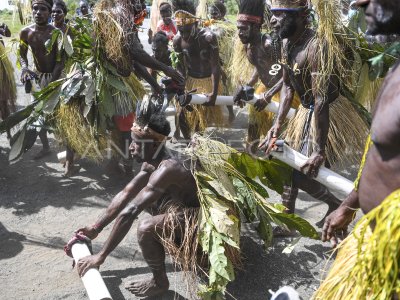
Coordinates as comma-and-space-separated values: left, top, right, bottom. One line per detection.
0, 20, 360, 300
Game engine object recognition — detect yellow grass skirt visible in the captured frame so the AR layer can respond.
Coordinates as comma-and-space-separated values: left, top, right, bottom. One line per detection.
285, 95, 369, 167
184, 76, 224, 134
0, 42, 16, 119
247, 85, 301, 141
314, 189, 400, 300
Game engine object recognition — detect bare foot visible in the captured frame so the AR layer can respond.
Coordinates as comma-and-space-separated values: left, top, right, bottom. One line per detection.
64, 164, 81, 177
33, 148, 51, 160
125, 277, 169, 298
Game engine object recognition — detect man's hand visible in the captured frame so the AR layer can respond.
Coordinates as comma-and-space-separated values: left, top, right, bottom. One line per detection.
20, 68, 37, 84
77, 254, 105, 277
74, 226, 99, 240
258, 124, 280, 155
254, 93, 272, 112
163, 66, 184, 85
300, 151, 325, 178
203, 93, 217, 106
322, 206, 355, 248
233, 86, 244, 108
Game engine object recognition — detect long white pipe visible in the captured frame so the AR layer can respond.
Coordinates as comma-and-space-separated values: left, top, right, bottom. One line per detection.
271, 143, 354, 197
71, 242, 112, 300
189, 94, 296, 119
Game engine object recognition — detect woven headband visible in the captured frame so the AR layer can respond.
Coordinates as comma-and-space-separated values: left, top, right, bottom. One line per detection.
237, 14, 262, 25
31, 0, 53, 10
174, 10, 198, 26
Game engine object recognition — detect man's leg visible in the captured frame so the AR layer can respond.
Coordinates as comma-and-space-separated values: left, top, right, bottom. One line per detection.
125, 214, 169, 297
227, 105, 235, 123
34, 128, 51, 159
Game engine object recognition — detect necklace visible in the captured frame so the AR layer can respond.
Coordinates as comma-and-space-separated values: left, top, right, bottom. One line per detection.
269, 36, 281, 76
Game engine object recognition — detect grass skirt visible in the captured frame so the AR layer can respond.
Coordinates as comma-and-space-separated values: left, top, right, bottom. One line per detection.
313, 189, 400, 300
0, 43, 16, 120
184, 76, 224, 134
284, 95, 369, 167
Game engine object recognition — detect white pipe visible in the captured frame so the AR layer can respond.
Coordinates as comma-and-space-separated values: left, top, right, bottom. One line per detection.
71, 242, 112, 300
57, 151, 67, 164
271, 143, 354, 196
189, 94, 296, 119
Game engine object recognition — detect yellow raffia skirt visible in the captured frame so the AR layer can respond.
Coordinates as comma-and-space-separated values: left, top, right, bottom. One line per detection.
184, 76, 224, 134
0, 42, 16, 120
314, 189, 400, 300
285, 95, 369, 167
247, 84, 301, 142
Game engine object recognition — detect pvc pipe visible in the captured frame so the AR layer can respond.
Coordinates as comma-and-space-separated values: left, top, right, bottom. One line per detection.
189, 94, 296, 119
71, 242, 112, 300
271, 143, 354, 196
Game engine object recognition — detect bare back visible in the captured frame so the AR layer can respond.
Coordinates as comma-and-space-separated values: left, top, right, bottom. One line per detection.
358, 62, 400, 213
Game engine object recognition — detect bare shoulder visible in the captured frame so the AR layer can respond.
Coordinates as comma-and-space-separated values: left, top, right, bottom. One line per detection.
158, 158, 186, 174
199, 28, 217, 44
262, 33, 273, 49
148, 158, 189, 188
19, 24, 34, 39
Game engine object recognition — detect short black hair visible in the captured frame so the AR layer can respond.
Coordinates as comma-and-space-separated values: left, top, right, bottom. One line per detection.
153, 31, 169, 45
53, 0, 68, 14
239, 0, 264, 20
159, 2, 171, 11
148, 114, 171, 136
211, 1, 226, 17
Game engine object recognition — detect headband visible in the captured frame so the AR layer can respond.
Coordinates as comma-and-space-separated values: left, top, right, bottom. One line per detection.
237, 14, 262, 25
32, 0, 53, 10
131, 123, 167, 142
174, 10, 198, 26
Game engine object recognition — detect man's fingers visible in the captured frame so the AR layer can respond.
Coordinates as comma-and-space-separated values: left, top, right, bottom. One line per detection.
321, 221, 329, 241
330, 235, 338, 248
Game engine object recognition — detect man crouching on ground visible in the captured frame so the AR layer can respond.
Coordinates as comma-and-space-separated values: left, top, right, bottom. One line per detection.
74, 102, 199, 298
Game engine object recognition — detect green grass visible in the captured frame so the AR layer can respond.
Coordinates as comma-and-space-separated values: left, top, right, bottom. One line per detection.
0, 11, 25, 38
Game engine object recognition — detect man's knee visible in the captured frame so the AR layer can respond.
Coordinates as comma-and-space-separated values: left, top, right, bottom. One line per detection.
137, 218, 161, 243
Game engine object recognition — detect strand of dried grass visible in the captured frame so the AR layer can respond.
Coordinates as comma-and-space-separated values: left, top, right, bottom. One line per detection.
314, 189, 400, 300
184, 76, 225, 134
355, 64, 384, 112
0, 43, 16, 118
285, 95, 369, 167
56, 101, 107, 162
228, 36, 254, 86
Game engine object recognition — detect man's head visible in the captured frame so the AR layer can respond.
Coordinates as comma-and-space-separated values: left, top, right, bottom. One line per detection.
209, 1, 227, 20
32, 0, 53, 25
173, 0, 198, 42
130, 102, 171, 162
79, 0, 89, 16
159, 2, 173, 25
356, 0, 400, 35
152, 31, 169, 60
269, 0, 308, 39
237, 0, 264, 44
52, 0, 67, 25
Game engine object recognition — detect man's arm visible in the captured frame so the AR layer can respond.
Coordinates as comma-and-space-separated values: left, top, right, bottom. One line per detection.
322, 189, 359, 247
129, 35, 183, 84
133, 61, 163, 94
172, 35, 186, 78
77, 162, 182, 276
75, 164, 154, 239
204, 32, 220, 106
259, 68, 294, 153
247, 68, 259, 87
254, 78, 283, 112
19, 29, 36, 83
0, 23, 11, 37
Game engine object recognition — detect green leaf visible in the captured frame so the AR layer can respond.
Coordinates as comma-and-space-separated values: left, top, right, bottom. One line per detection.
63, 33, 74, 56
45, 29, 61, 54
43, 86, 62, 114
257, 208, 273, 249
282, 237, 302, 254
9, 126, 26, 162
269, 211, 319, 239
0, 102, 37, 133
100, 86, 116, 117
107, 75, 129, 92
209, 231, 232, 281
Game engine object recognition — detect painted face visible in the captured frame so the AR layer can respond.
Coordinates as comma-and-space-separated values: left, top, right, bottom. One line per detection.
357, 0, 400, 35
129, 133, 157, 162
177, 23, 197, 42
270, 10, 298, 39
237, 21, 254, 44
209, 6, 222, 20
52, 5, 65, 25
160, 5, 172, 25
79, 1, 89, 15
152, 40, 169, 61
